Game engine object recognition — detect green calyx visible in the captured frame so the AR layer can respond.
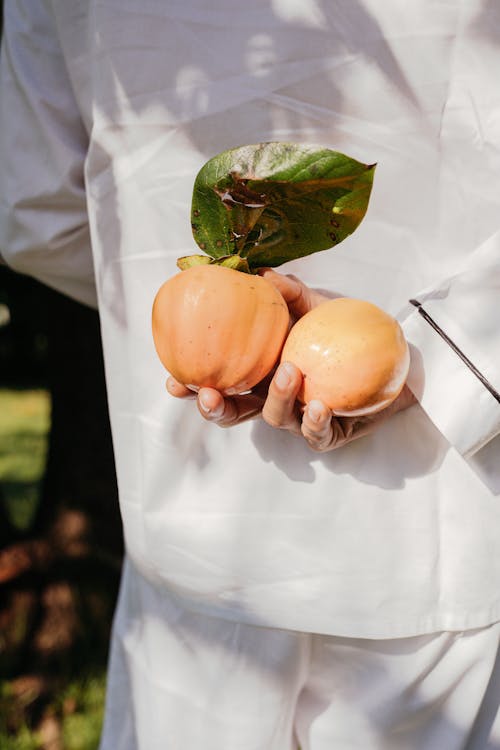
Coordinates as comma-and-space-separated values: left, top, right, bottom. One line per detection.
179, 142, 376, 273
176, 254, 250, 273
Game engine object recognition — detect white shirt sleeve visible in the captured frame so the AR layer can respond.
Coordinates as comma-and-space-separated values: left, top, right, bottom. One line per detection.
0, 1, 97, 309
402, 230, 500, 458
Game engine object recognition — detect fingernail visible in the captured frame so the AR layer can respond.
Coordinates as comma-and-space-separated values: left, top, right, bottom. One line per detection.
199, 392, 223, 418
275, 362, 294, 390
198, 392, 211, 412
308, 400, 324, 423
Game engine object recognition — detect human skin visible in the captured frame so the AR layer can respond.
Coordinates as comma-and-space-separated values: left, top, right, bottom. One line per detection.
166, 270, 417, 452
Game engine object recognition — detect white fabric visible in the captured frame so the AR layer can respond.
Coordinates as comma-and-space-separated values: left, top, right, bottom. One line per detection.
0, 1, 95, 307
1, 2, 500, 742
402, 228, 500, 459
100, 559, 500, 750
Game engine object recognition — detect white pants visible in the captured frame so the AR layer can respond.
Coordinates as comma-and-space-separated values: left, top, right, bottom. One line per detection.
100, 561, 500, 750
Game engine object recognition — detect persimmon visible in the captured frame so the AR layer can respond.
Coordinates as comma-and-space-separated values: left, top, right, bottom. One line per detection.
152, 264, 289, 395
281, 297, 410, 416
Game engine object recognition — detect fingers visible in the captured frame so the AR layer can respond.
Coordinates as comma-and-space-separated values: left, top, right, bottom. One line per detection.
296, 383, 417, 453
261, 362, 303, 435
166, 377, 263, 426
259, 270, 310, 318
197, 387, 264, 427
167, 371, 417, 446
166, 376, 197, 399
167, 375, 265, 427
258, 269, 327, 319
301, 399, 335, 451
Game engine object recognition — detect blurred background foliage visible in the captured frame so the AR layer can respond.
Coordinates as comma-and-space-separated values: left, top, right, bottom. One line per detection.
0, 258, 123, 747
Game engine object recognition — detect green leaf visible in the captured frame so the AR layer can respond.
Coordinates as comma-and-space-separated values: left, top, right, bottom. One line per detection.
191, 142, 375, 270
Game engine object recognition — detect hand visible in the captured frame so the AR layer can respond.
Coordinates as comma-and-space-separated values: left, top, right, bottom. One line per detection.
261, 362, 416, 451
166, 271, 417, 451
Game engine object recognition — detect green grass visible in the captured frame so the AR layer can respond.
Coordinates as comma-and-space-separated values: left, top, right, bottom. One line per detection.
59, 678, 107, 750
0, 676, 107, 750
0, 727, 39, 750
0, 389, 50, 530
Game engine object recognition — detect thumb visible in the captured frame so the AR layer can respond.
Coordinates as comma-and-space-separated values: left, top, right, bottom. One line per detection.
258, 269, 321, 319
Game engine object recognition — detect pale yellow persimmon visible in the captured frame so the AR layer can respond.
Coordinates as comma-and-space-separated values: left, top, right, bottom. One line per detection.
281, 297, 410, 416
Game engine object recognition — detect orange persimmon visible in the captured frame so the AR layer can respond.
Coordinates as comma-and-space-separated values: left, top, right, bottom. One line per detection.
152, 264, 289, 395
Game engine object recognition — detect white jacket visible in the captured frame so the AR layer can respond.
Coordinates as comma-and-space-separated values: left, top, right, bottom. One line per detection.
1, 0, 499, 640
